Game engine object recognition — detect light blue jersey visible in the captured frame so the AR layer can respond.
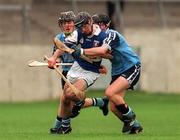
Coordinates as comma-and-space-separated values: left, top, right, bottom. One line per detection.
105, 29, 141, 76
53, 33, 74, 72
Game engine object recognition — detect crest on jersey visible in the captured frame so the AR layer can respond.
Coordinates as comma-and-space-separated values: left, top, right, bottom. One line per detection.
93, 40, 100, 47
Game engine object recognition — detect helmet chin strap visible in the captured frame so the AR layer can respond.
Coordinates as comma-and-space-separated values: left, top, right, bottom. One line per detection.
64, 32, 72, 37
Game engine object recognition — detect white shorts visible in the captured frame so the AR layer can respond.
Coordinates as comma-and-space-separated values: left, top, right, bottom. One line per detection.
67, 61, 100, 87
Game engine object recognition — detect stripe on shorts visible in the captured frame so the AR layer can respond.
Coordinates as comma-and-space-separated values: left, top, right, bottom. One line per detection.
127, 65, 140, 85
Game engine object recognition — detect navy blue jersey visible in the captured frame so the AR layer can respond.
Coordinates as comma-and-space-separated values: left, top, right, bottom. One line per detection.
65, 25, 107, 73
53, 33, 74, 72
105, 29, 141, 76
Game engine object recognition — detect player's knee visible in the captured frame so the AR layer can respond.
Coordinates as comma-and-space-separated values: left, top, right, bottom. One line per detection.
105, 88, 113, 100
64, 92, 74, 100
61, 94, 71, 105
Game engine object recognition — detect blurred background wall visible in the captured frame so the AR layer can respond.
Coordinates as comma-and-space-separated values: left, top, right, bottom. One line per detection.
0, 0, 180, 101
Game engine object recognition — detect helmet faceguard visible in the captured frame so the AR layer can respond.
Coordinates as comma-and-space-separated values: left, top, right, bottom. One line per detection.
75, 12, 91, 29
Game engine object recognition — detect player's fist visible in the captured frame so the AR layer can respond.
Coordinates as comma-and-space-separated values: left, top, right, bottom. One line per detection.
47, 57, 56, 69
99, 65, 108, 74
72, 46, 83, 59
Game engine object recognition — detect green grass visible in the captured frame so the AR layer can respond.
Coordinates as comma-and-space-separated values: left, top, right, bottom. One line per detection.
0, 90, 180, 140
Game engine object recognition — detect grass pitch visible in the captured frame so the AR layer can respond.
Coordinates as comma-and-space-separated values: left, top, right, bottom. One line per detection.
0, 90, 180, 140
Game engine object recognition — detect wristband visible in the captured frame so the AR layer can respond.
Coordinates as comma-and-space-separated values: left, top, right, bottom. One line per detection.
80, 48, 84, 55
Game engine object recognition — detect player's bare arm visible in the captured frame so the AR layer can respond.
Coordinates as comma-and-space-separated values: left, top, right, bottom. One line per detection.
72, 44, 112, 59
84, 45, 109, 56
48, 48, 64, 68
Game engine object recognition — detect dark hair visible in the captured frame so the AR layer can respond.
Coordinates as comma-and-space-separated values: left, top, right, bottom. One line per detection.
92, 14, 111, 25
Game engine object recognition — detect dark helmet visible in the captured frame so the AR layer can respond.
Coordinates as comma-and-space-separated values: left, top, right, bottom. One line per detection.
92, 14, 111, 25
75, 11, 91, 29
58, 11, 75, 26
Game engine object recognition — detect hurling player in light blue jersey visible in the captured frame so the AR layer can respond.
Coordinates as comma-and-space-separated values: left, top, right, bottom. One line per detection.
53, 12, 75, 87
49, 11, 75, 134
73, 14, 143, 134
48, 12, 110, 134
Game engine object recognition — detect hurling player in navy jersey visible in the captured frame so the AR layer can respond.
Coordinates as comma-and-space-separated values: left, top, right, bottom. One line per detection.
48, 12, 111, 134
73, 14, 143, 134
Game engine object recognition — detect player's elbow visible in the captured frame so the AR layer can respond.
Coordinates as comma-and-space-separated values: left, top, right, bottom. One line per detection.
98, 48, 108, 55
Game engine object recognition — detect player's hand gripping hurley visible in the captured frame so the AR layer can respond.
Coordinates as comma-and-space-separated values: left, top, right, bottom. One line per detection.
53, 37, 93, 63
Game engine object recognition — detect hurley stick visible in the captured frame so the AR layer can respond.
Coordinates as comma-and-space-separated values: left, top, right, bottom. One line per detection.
28, 60, 73, 67
44, 55, 85, 100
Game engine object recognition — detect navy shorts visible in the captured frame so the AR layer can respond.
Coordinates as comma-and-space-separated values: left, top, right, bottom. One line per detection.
110, 64, 141, 90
